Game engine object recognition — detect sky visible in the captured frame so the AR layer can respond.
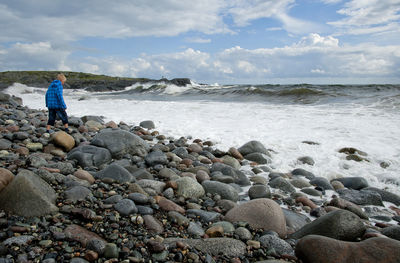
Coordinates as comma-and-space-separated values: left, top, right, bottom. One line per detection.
0, 0, 399, 84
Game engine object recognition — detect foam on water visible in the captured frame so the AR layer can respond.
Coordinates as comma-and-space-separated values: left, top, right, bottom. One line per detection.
5, 83, 400, 195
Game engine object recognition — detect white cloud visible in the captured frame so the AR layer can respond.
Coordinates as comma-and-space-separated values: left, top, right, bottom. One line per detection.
329, 0, 400, 35
185, 37, 212, 43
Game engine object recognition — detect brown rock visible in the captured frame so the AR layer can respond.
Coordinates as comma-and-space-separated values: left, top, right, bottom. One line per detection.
105, 121, 118, 129
228, 147, 244, 160
85, 250, 99, 261
295, 196, 317, 209
147, 239, 166, 253
74, 169, 95, 184
52, 131, 75, 151
224, 198, 286, 238
64, 224, 106, 247
0, 168, 14, 192
181, 172, 196, 180
6, 125, 19, 132
296, 235, 400, 263
206, 225, 224, 237
14, 147, 29, 156
157, 197, 185, 214
143, 215, 164, 234
181, 158, 193, 167
188, 143, 202, 153
196, 170, 210, 183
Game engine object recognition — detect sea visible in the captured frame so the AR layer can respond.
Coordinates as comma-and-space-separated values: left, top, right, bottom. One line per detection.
4, 81, 400, 195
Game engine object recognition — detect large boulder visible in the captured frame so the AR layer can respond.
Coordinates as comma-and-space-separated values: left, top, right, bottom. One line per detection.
91, 129, 149, 159
52, 131, 75, 151
0, 170, 58, 217
95, 164, 133, 183
238, 140, 268, 156
202, 180, 239, 202
290, 210, 365, 241
176, 177, 205, 199
224, 198, 286, 238
296, 235, 400, 263
0, 168, 14, 192
67, 145, 112, 168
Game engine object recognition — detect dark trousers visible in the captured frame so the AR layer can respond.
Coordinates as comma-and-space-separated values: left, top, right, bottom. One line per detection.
47, 108, 68, 126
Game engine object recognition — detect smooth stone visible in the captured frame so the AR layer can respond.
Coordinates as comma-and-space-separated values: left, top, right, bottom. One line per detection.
0, 139, 12, 150
65, 186, 92, 203
211, 221, 235, 234
269, 177, 295, 193
95, 164, 133, 183
381, 225, 400, 241
188, 222, 205, 237
143, 215, 164, 234
131, 168, 153, 180
250, 175, 269, 185
225, 198, 286, 238
221, 155, 241, 170
164, 238, 246, 257
91, 129, 150, 158
157, 197, 185, 214
104, 243, 119, 259
168, 211, 190, 226
202, 180, 239, 202
139, 120, 155, 129
176, 177, 205, 199
331, 177, 369, 190
26, 142, 43, 152
244, 152, 271, 164
290, 210, 365, 241
328, 197, 368, 219
0, 168, 14, 192
114, 199, 138, 216
145, 150, 168, 166
127, 193, 149, 204
248, 184, 272, 199
216, 199, 238, 213
85, 120, 104, 131
291, 168, 315, 179
26, 154, 48, 168
0, 170, 58, 217
238, 140, 268, 156
3, 235, 35, 246
297, 156, 315, 165
67, 145, 112, 168
187, 209, 221, 223
136, 205, 153, 215
73, 169, 95, 184
309, 177, 334, 190
104, 195, 123, 204
235, 227, 253, 241
363, 187, 400, 206
282, 208, 311, 232
64, 224, 106, 247
210, 162, 250, 186
290, 178, 311, 188
296, 235, 400, 263
259, 234, 294, 256
300, 187, 322, 196
206, 225, 224, 237
331, 180, 345, 190
52, 131, 75, 151
137, 179, 166, 195
337, 188, 384, 206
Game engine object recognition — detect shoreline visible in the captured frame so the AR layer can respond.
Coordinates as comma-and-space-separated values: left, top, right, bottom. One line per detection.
1, 91, 400, 262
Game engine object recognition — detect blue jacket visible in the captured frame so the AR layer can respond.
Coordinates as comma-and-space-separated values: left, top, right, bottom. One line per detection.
45, 80, 66, 109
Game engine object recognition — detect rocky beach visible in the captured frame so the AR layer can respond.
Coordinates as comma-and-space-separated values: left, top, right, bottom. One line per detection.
0, 90, 400, 263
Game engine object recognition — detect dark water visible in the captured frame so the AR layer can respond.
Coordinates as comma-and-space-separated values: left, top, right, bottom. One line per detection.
92, 83, 400, 106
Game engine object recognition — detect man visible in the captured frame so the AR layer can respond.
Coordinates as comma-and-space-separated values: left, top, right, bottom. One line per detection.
45, 73, 69, 133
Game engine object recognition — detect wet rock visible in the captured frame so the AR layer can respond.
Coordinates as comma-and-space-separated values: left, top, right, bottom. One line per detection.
210, 162, 250, 186
225, 198, 286, 238
309, 177, 334, 190
282, 208, 311, 232
331, 177, 369, 190
269, 177, 295, 193
290, 178, 311, 188
296, 235, 400, 263
328, 196, 368, 219
244, 152, 271, 164
238, 141, 268, 156
297, 156, 315, 165
291, 168, 315, 179
290, 210, 365, 241
0, 170, 58, 217
114, 199, 138, 216
337, 188, 384, 206
221, 155, 241, 170
91, 129, 149, 158
248, 184, 271, 199
381, 225, 400, 241
95, 164, 133, 183
67, 145, 112, 168
363, 187, 400, 206
202, 180, 239, 202
104, 243, 119, 259
140, 120, 155, 129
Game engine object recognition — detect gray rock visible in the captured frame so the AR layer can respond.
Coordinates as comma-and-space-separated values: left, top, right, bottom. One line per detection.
381, 226, 400, 241
104, 195, 123, 204
363, 187, 400, 206
26, 154, 48, 168
269, 177, 295, 193
46, 162, 75, 175
3, 235, 35, 246
13, 131, 29, 140
290, 210, 366, 241
145, 150, 168, 166
259, 234, 294, 256
104, 243, 119, 259
70, 258, 89, 263
235, 227, 253, 241
128, 193, 149, 204
297, 156, 315, 165
290, 178, 311, 188
131, 168, 153, 180
114, 199, 138, 216
65, 186, 92, 203
137, 179, 166, 195
168, 211, 190, 226
291, 168, 315, 179
188, 222, 205, 237
68, 116, 84, 127
187, 209, 221, 223
221, 155, 241, 170
337, 188, 384, 206
91, 129, 149, 158
172, 147, 189, 159
140, 120, 155, 129
248, 184, 272, 199
282, 208, 311, 232
164, 238, 246, 257
136, 205, 153, 215
244, 152, 271, 164
95, 164, 133, 183
67, 145, 112, 168
202, 180, 239, 202
331, 177, 369, 190
238, 141, 268, 156
211, 221, 235, 234
210, 162, 250, 186
176, 177, 205, 199
0, 170, 58, 217
0, 139, 11, 150
300, 188, 322, 196
309, 177, 334, 190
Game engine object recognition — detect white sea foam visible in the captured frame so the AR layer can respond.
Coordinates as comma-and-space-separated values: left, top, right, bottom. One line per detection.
5, 83, 400, 195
